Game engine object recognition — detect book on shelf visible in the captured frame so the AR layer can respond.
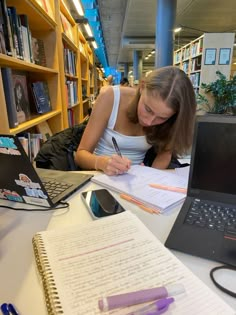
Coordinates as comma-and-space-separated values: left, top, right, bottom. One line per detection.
92, 165, 188, 213
0, 0, 15, 56
1, 67, 19, 128
18, 132, 42, 162
32, 211, 234, 314
0, 3, 7, 54
7, 6, 24, 60
35, 0, 53, 18
60, 11, 74, 42
31, 81, 51, 114
31, 37, 46, 66
19, 14, 33, 63
36, 121, 52, 142
12, 70, 31, 123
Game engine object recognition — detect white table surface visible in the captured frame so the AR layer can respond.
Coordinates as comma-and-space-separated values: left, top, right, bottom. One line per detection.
0, 171, 236, 315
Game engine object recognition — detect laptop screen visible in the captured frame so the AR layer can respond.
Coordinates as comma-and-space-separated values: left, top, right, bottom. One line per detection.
189, 115, 236, 200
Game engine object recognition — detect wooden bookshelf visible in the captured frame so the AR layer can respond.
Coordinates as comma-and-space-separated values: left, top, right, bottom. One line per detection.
0, 0, 96, 134
173, 33, 235, 95
0, 0, 63, 135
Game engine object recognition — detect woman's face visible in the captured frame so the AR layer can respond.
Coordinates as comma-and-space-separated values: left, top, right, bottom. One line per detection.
137, 89, 175, 127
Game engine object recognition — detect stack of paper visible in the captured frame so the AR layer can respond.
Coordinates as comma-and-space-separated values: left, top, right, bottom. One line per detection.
92, 165, 188, 213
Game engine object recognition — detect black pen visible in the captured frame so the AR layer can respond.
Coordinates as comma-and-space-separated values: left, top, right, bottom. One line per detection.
112, 137, 122, 157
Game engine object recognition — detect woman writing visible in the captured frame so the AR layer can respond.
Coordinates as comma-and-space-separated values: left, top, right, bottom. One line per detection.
75, 66, 196, 175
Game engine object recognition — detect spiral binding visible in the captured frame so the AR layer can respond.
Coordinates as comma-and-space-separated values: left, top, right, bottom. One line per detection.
32, 234, 64, 315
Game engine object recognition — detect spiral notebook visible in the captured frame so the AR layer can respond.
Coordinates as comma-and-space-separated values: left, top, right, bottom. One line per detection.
32, 211, 234, 314
92, 165, 188, 213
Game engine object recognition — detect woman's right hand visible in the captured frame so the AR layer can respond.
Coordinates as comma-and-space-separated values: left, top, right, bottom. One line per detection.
98, 155, 131, 176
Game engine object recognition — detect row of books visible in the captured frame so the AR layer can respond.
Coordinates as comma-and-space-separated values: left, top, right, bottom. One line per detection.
174, 39, 203, 63
189, 72, 200, 88
1, 67, 52, 129
18, 120, 53, 162
0, 1, 46, 66
60, 11, 74, 42
18, 132, 43, 163
65, 80, 78, 108
64, 47, 77, 76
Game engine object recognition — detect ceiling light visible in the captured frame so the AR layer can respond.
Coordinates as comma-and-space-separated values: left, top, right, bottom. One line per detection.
84, 23, 93, 37
174, 27, 182, 33
151, 49, 155, 54
72, 0, 84, 16
92, 41, 98, 49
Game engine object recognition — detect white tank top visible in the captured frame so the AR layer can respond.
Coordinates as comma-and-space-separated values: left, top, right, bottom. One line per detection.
94, 85, 151, 165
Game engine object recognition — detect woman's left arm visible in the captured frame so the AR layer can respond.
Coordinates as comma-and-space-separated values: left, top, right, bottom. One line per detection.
151, 151, 172, 169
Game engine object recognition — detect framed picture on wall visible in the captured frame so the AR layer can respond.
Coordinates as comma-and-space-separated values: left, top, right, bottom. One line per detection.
219, 48, 231, 65
204, 48, 216, 65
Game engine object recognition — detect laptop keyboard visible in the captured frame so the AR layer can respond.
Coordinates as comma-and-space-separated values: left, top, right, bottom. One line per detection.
41, 179, 73, 199
185, 199, 236, 235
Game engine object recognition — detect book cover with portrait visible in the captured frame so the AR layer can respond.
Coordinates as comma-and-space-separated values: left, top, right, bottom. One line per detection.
12, 70, 31, 123
32, 37, 46, 67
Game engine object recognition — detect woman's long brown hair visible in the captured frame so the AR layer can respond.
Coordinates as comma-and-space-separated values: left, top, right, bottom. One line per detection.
127, 66, 197, 157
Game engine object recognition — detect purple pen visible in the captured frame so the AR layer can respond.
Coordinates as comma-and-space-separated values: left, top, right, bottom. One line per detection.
98, 284, 184, 311
126, 297, 174, 315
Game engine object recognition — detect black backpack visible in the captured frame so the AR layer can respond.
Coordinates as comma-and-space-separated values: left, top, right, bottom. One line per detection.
35, 121, 87, 171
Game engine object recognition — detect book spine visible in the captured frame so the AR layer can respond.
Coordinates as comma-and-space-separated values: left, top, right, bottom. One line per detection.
8, 6, 24, 59
19, 14, 33, 62
7, 7, 19, 58
0, 0, 14, 56
32, 234, 63, 314
1, 67, 19, 128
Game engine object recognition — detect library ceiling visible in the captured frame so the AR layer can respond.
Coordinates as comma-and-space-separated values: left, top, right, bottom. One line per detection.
98, 0, 236, 72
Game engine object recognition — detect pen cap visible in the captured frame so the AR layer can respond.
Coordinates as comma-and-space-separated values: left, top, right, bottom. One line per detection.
165, 284, 185, 296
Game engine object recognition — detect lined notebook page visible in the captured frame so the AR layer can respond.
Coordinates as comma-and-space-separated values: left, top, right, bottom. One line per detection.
92, 165, 188, 212
34, 211, 234, 315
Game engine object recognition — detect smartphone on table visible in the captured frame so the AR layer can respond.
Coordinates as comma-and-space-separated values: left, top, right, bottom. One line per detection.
81, 189, 125, 219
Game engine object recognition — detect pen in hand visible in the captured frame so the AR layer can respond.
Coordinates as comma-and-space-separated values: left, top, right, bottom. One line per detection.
112, 136, 122, 157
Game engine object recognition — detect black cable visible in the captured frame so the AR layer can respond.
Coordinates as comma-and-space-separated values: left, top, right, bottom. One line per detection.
210, 265, 236, 298
0, 201, 70, 212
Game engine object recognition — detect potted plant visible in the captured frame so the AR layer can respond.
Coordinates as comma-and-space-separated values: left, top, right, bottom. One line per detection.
197, 71, 236, 115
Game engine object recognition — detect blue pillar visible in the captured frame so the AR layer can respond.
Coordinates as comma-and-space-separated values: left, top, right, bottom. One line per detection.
155, 0, 177, 68
133, 50, 143, 80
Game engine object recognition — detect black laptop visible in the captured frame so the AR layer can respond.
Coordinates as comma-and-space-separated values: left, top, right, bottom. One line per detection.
165, 114, 236, 267
0, 134, 92, 208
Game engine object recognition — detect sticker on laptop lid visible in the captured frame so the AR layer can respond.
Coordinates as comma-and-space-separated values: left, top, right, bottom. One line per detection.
0, 189, 23, 202
15, 173, 49, 202
23, 196, 51, 207
0, 136, 21, 155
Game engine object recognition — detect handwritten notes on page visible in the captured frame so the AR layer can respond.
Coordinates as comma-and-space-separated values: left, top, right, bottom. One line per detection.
92, 165, 188, 212
33, 211, 235, 315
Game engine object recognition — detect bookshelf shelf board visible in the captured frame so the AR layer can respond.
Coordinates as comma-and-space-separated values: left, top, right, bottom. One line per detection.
190, 70, 201, 74
192, 53, 202, 59
0, 54, 58, 74
62, 34, 77, 51
68, 102, 79, 109
60, 0, 76, 26
80, 53, 87, 62
83, 99, 89, 104
65, 74, 78, 80
7, 0, 57, 31
9, 110, 61, 135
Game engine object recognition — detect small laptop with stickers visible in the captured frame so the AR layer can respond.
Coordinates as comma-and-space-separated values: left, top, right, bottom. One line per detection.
0, 134, 92, 208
